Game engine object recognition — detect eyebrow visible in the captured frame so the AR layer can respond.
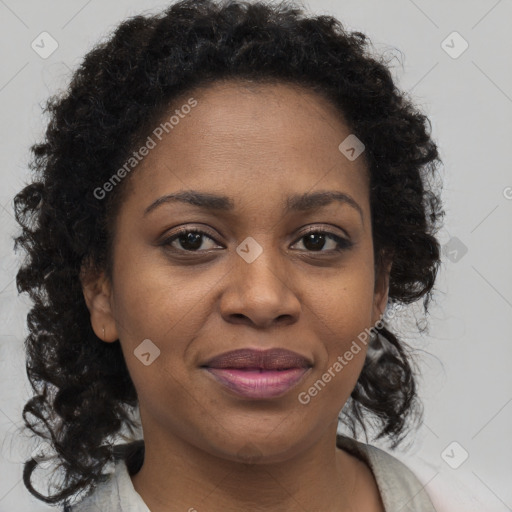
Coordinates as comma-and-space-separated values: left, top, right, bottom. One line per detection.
144, 189, 363, 222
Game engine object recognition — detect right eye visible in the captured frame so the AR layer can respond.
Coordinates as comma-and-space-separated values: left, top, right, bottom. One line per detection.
160, 228, 224, 253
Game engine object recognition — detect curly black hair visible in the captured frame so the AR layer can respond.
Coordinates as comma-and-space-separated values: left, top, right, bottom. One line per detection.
13, 0, 444, 506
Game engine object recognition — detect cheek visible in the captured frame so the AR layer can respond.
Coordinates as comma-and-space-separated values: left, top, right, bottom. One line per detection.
308, 266, 376, 340
298, 292, 370, 414
110, 255, 218, 393
303, 267, 374, 388
111, 249, 214, 341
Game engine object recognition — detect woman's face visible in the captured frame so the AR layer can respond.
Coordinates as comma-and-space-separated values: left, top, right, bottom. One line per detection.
84, 80, 390, 462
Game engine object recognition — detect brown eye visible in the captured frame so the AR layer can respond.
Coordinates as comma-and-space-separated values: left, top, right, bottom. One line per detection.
292, 229, 353, 253
161, 229, 221, 252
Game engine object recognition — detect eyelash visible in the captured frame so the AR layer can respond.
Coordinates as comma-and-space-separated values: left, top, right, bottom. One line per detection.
160, 226, 353, 255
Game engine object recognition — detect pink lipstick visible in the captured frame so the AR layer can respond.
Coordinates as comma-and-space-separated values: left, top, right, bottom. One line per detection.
201, 348, 312, 399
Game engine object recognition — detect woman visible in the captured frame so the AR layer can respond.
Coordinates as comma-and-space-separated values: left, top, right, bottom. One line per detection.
15, 0, 443, 510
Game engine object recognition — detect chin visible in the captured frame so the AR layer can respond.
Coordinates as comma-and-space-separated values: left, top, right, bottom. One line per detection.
203, 430, 307, 465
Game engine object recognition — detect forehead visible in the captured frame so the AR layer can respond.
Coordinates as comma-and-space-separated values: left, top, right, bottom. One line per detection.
165, 80, 352, 157
127, 80, 369, 213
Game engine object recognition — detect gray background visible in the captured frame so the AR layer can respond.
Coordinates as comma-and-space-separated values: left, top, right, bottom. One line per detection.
1, 0, 511, 511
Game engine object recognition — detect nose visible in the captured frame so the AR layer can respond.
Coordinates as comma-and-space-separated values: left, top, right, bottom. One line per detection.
219, 244, 301, 329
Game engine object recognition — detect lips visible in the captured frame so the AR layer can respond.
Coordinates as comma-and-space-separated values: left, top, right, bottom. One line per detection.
201, 348, 312, 399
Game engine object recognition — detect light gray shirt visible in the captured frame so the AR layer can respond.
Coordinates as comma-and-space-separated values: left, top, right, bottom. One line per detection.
67, 435, 437, 511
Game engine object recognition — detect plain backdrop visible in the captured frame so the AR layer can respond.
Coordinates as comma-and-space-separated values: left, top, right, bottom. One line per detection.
0, 0, 511, 511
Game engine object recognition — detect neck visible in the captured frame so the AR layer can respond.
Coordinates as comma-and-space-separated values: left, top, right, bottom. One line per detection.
130, 421, 358, 512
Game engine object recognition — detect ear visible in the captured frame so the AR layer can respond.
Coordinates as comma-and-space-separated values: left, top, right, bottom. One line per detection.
371, 255, 393, 326
80, 263, 118, 343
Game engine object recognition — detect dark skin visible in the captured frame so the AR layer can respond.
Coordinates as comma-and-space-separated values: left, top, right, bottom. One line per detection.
82, 80, 389, 511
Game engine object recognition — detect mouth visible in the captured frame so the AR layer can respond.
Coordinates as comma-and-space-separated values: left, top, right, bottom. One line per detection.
200, 348, 312, 399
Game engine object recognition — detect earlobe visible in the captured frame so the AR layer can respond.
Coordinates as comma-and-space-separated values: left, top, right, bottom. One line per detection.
372, 258, 393, 324
80, 267, 118, 343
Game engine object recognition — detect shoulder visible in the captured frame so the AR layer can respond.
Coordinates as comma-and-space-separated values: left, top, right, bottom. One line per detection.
64, 442, 147, 512
336, 435, 437, 512
64, 468, 119, 512
65, 458, 149, 512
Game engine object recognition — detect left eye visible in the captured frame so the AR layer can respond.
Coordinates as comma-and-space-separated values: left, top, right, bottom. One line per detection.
291, 230, 352, 252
